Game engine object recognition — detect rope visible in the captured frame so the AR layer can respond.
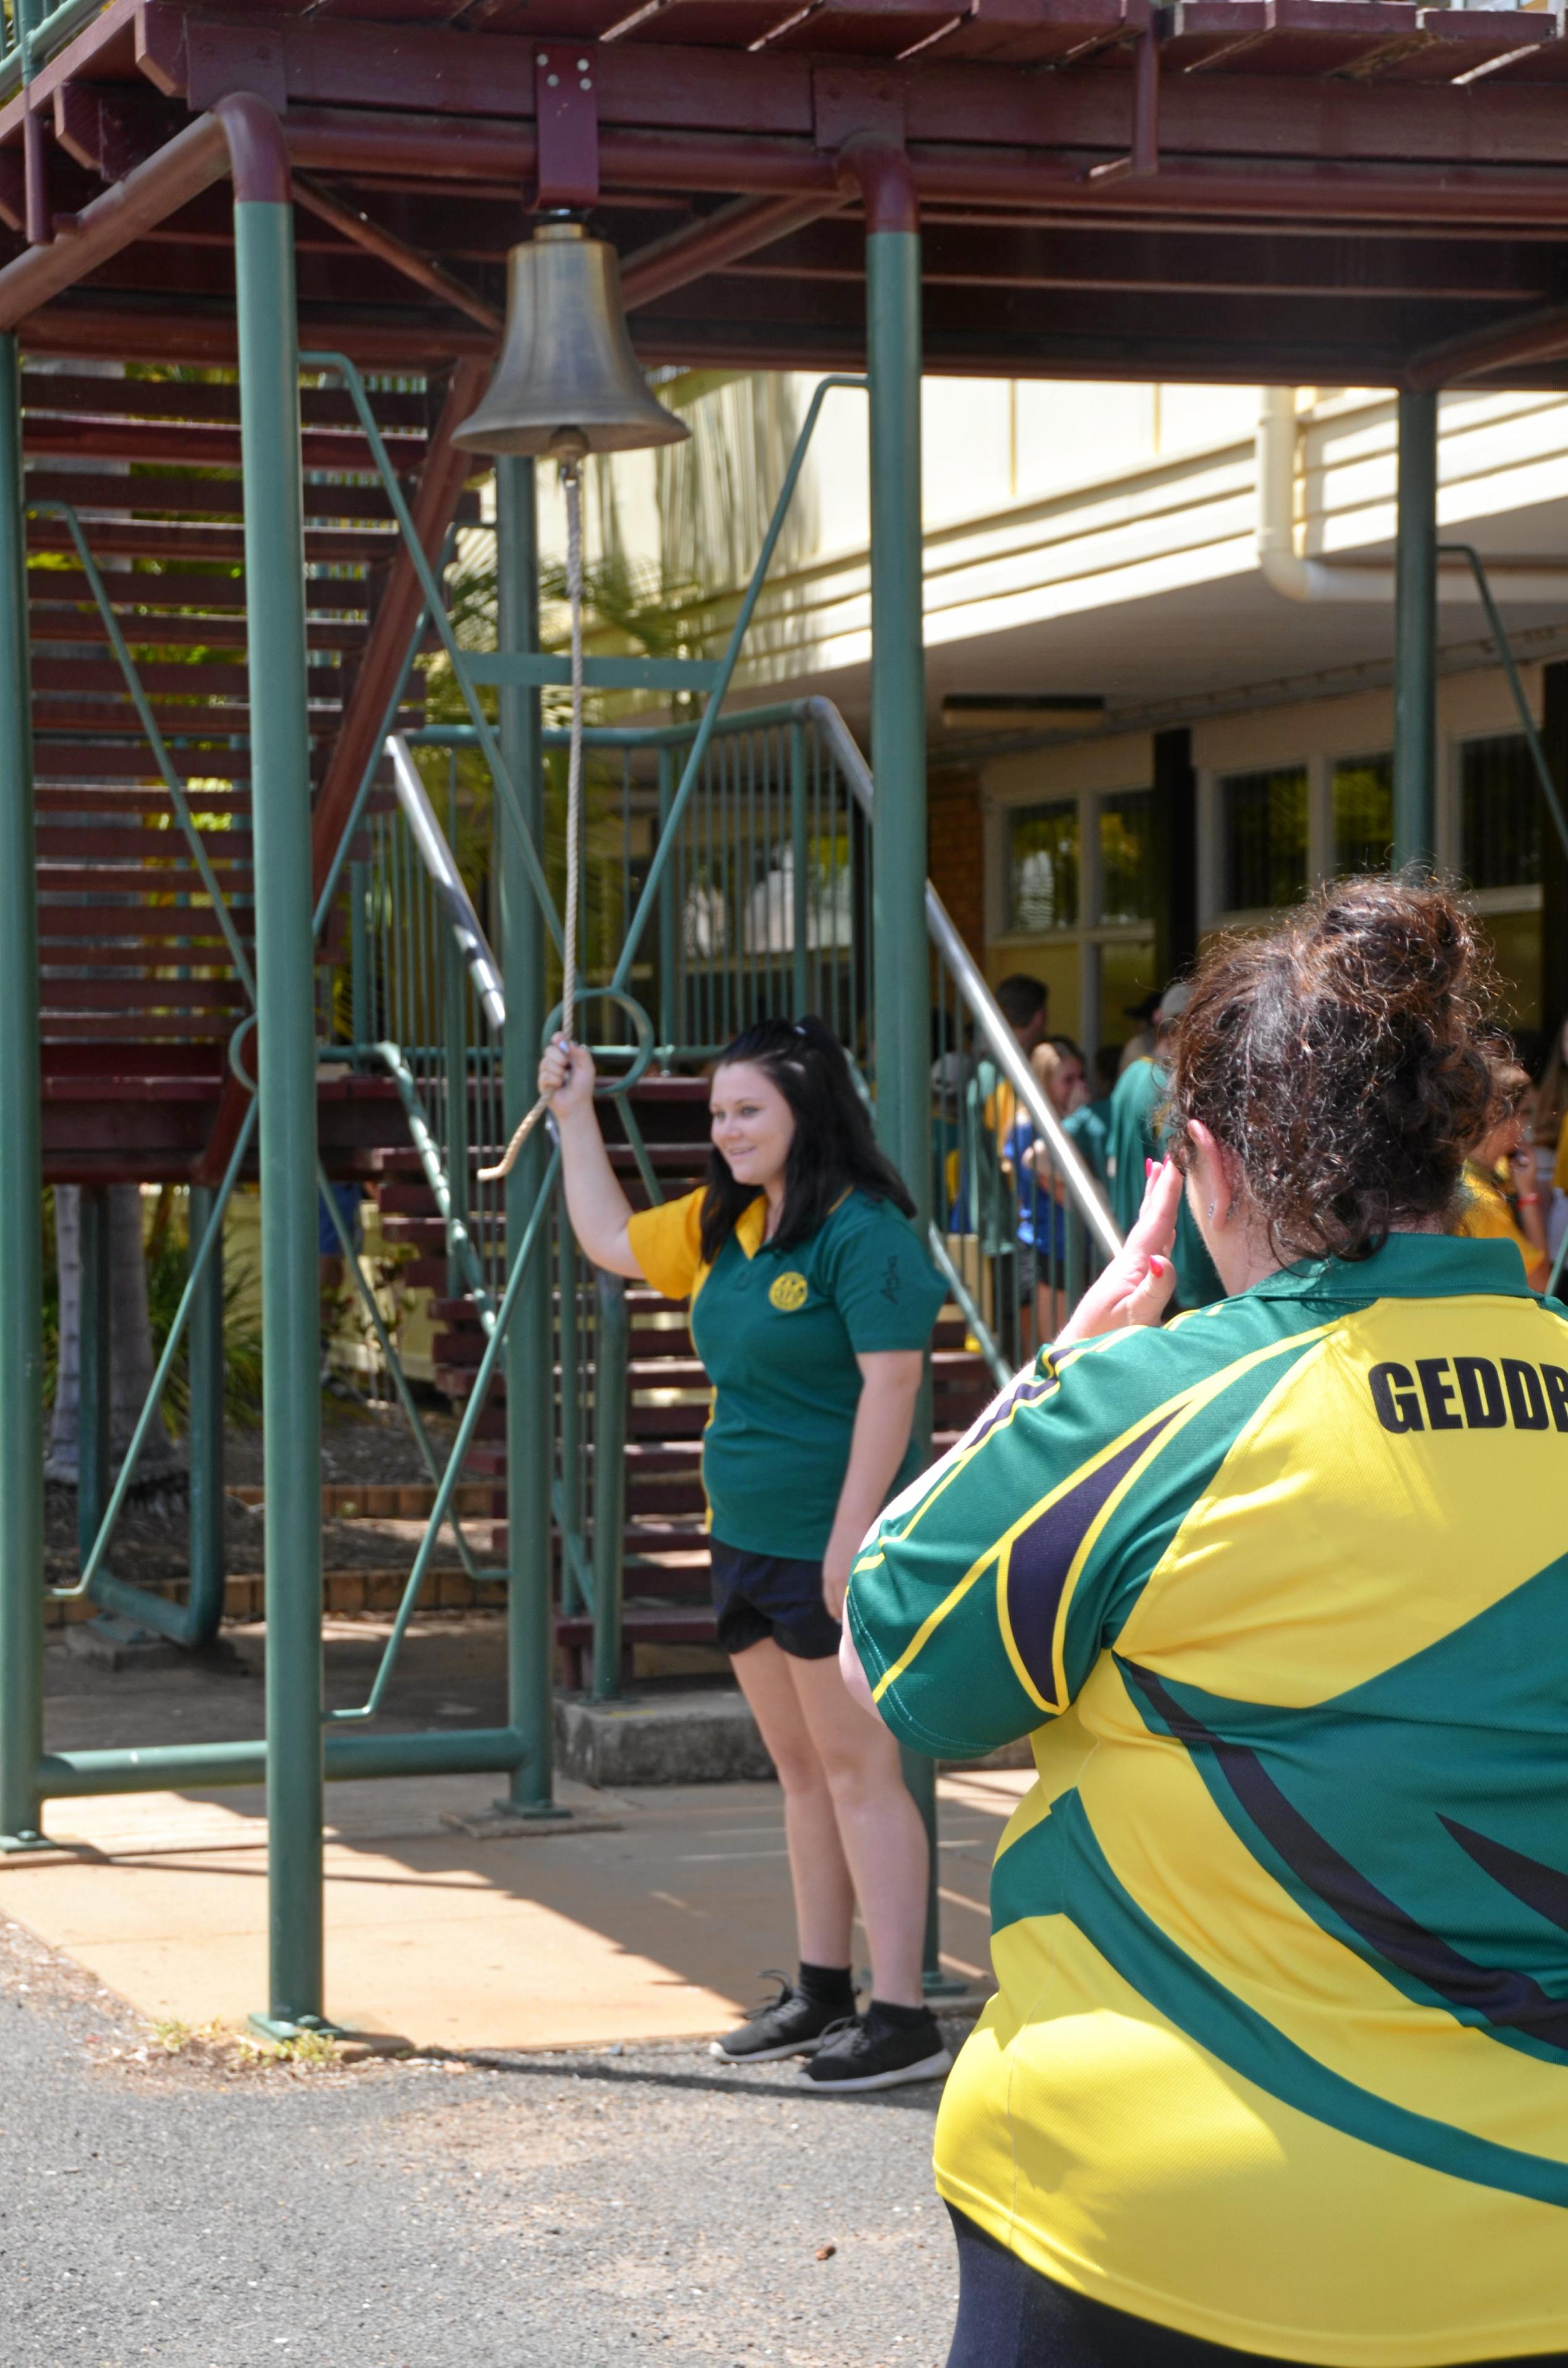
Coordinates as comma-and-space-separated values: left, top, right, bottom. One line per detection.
478, 454, 584, 1185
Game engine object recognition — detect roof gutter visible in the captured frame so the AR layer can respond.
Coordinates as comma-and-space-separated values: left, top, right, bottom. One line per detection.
1255, 386, 1568, 605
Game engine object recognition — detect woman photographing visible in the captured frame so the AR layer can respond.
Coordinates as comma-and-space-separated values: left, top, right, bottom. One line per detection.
541, 1014, 950, 2092
846, 879, 1568, 2364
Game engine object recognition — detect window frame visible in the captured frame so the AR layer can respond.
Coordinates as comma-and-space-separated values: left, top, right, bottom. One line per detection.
988, 778, 1158, 1053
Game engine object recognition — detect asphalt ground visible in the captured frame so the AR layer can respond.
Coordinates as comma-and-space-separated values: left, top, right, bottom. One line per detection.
0, 1913, 966, 2368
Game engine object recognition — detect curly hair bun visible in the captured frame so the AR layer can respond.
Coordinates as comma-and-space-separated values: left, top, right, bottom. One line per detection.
1165, 875, 1505, 1263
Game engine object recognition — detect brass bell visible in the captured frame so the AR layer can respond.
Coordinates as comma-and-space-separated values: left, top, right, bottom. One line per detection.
453, 220, 689, 458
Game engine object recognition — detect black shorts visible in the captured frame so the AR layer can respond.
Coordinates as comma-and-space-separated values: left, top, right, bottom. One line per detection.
944, 2207, 1568, 2368
710, 1539, 841, 1661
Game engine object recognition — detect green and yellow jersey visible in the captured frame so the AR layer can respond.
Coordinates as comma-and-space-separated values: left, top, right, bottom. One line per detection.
627, 1184, 945, 1561
848, 1234, 1568, 2366
1459, 1160, 1550, 1292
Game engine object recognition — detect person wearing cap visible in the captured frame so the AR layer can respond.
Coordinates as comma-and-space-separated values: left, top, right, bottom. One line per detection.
1106, 982, 1222, 1309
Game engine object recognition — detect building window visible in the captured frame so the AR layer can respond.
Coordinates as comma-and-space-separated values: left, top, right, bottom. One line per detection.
1098, 790, 1155, 924
1461, 734, 1541, 890
1220, 765, 1309, 912
1008, 800, 1079, 932
1331, 752, 1393, 878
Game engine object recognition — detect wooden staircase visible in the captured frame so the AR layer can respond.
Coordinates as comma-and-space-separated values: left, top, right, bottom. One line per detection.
28, 364, 469, 1190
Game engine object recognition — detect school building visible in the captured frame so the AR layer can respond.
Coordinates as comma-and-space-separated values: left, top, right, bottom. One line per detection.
574, 376, 1568, 1056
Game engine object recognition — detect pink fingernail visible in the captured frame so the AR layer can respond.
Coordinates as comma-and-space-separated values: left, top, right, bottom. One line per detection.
1145, 1158, 1157, 1179
1150, 1255, 1168, 1276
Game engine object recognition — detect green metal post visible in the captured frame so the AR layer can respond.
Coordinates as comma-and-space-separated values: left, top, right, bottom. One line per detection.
443, 940, 470, 1303
236, 196, 325, 2029
77, 1187, 110, 1574
590, 1268, 628, 1700
1393, 391, 1439, 875
349, 856, 370, 1063
186, 1182, 226, 1641
864, 170, 951, 1991
657, 746, 678, 1055
558, 1221, 583, 1616
0, 331, 46, 1851
790, 719, 811, 1016
866, 210, 930, 1232
496, 453, 558, 1813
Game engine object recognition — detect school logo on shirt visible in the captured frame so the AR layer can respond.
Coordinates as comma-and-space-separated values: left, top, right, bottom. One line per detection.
769, 1271, 809, 1312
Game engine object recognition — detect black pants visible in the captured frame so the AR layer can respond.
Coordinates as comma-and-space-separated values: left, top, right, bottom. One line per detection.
945, 2206, 1568, 2368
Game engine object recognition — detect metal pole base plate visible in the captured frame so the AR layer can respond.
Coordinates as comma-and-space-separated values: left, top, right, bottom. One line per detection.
247, 2012, 349, 2046
922, 1970, 979, 2002
0, 1827, 56, 1853
487, 1796, 572, 1825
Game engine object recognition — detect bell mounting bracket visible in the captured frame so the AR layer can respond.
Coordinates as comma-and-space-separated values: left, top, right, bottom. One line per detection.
533, 42, 600, 211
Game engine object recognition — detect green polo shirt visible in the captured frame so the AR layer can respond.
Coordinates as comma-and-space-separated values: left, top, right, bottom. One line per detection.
626, 1185, 946, 1559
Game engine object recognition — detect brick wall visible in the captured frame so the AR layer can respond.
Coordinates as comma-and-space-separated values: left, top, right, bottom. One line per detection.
928, 767, 985, 958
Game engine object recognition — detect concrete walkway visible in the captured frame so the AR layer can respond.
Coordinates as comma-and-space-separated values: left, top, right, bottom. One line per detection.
7, 1619, 1021, 2049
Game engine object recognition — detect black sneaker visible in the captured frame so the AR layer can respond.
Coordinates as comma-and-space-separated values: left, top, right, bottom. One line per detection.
709, 1970, 850, 2064
799, 2003, 953, 2092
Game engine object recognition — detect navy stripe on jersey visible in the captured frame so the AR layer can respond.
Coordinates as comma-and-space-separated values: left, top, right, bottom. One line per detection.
1125, 1659, 1568, 2058
1442, 1816, 1568, 1939
1005, 1412, 1179, 1704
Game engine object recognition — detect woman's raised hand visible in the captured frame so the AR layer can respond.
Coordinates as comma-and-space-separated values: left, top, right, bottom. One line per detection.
537, 1035, 597, 1116
1052, 1155, 1183, 1347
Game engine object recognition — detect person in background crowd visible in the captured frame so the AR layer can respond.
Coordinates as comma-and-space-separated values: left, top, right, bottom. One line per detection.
1118, 990, 1160, 1071
994, 974, 1050, 1061
847, 876, 1568, 2368
1460, 1057, 1552, 1291
1105, 982, 1223, 1309
539, 1013, 951, 2094
951, 976, 1051, 1359
1010, 1037, 1089, 1341
1532, 1010, 1568, 1262
1063, 1043, 1121, 1190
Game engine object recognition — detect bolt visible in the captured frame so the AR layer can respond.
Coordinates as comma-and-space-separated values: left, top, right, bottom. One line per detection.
580, 75, 592, 88
547, 72, 559, 85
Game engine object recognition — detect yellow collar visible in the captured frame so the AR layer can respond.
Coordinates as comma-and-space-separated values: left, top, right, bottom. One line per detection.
735, 1195, 769, 1260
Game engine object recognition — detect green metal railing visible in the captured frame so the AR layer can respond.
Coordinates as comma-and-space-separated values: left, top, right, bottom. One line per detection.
0, 0, 107, 97
349, 689, 1118, 1703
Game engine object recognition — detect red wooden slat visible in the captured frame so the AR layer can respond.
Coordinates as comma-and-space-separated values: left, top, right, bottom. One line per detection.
41, 977, 248, 1009
37, 909, 255, 940
40, 1015, 237, 1040
25, 418, 429, 473
19, 375, 432, 431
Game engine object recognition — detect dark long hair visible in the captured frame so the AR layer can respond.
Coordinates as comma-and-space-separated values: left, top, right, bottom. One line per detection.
699, 1015, 916, 1263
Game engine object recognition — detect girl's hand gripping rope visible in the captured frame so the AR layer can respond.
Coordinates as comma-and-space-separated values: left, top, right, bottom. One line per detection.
537, 1035, 596, 1116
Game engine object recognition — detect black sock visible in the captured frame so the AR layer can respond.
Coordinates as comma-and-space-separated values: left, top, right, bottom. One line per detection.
868, 1995, 934, 2027
798, 1960, 855, 2009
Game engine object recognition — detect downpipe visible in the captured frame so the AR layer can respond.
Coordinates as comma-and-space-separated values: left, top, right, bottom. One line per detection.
1255, 387, 1568, 605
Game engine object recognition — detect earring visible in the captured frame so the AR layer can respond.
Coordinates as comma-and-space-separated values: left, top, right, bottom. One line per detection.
1207, 1200, 1217, 1223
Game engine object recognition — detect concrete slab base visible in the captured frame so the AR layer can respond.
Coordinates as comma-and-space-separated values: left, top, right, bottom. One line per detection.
437, 1803, 622, 1840
0, 1765, 1024, 2049
555, 1686, 775, 1787
64, 1614, 188, 1672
